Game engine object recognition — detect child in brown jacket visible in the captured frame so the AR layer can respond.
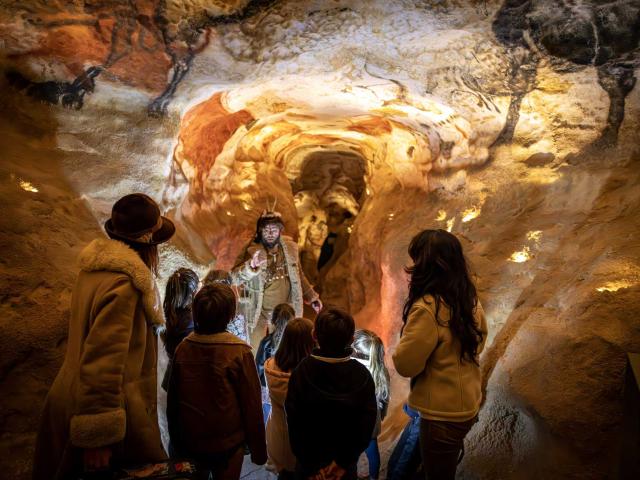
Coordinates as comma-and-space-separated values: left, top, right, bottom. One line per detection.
167, 283, 267, 480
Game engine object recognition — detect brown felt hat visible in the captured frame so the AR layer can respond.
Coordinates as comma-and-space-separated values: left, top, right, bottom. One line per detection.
104, 193, 175, 245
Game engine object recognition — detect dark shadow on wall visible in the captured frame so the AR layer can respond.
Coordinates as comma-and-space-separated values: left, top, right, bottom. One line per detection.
0, 84, 103, 480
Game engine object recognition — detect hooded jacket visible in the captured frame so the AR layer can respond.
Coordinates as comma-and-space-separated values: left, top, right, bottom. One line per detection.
167, 331, 267, 465
285, 349, 377, 475
32, 238, 166, 480
264, 357, 296, 472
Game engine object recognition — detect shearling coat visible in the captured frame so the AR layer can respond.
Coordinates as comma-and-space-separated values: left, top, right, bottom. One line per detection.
232, 235, 318, 332
32, 238, 167, 480
392, 295, 488, 422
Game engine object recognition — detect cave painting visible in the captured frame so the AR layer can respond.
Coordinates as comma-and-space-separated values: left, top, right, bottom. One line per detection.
2, 0, 276, 114
493, 0, 640, 148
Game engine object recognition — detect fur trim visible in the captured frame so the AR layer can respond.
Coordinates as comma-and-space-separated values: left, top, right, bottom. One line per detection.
70, 408, 126, 448
280, 237, 304, 317
78, 238, 164, 327
187, 331, 250, 347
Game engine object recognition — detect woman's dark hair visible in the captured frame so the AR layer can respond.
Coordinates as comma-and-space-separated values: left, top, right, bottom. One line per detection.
275, 317, 314, 372
192, 284, 236, 334
271, 303, 295, 350
121, 241, 159, 276
353, 329, 390, 405
402, 229, 483, 364
163, 268, 199, 332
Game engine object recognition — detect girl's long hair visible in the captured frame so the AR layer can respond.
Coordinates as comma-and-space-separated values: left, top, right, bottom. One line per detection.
353, 329, 390, 405
163, 268, 199, 332
274, 317, 314, 372
271, 303, 295, 350
402, 229, 483, 364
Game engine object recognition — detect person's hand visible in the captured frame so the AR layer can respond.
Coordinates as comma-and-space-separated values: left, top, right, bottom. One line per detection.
311, 462, 346, 480
311, 298, 323, 313
83, 446, 112, 471
250, 250, 267, 269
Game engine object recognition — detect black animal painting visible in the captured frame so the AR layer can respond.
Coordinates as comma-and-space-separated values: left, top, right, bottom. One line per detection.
493, 0, 640, 148
7, 67, 103, 110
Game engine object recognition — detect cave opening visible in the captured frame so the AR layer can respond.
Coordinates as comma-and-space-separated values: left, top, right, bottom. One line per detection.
291, 149, 367, 307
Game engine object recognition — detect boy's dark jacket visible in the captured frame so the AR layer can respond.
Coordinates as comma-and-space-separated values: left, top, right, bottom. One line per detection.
285, 348, 377, 474
167, 331, 267, 465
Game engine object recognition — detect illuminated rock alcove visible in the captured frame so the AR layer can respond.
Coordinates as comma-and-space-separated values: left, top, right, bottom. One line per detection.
1, 1, 640, 479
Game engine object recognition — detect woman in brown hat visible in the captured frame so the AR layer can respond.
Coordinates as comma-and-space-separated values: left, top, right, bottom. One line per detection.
32, 193, 175, 480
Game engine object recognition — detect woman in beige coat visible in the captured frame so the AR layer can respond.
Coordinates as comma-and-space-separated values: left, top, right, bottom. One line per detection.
264, 318, 314, 476
32, 193, 175, 480
393, 229, 488, 480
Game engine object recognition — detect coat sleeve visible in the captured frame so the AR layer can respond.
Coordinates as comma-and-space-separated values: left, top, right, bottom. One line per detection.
299, 262, 319, 304
392, 303, 438, 379
166, 351, 182, 454
284, 367, 310, 464
237, 349, 267, 465
231, 245, 261, 284
335, 372, 378, 469
69, 276, 137, 448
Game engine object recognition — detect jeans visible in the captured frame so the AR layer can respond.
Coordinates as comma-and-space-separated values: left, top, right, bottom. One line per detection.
387, 407, 422, 480
365, 438, 380, 479
419, 417, 476, 480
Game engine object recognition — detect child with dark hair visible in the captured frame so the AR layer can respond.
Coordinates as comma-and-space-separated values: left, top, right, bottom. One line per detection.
285, 307, 377, 480
167, 284, 267, 480
160, 268, 199, 391
256, 303, 296, 425
203, 268, 249, 342
265, 317, 315, 478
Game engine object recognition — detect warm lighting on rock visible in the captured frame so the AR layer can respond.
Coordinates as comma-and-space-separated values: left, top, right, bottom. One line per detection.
461, 206, 481, 223
436, 210, 447, 221
509, 246, 531, 263
527, 230, 543, 242
19, 180, 38, 193
596, 280, 635, 293
446, 218, 455, 232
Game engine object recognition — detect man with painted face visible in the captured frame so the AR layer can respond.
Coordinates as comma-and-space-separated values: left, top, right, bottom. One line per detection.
233, 210, 322, 347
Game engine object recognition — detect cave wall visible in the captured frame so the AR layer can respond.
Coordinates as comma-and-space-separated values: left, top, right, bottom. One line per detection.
1, 1, 640, 479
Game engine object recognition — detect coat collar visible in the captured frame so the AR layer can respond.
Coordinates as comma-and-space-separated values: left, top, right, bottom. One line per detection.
187, 331, 250, 346
311, 347, 354, 364
78, 238, 164, 329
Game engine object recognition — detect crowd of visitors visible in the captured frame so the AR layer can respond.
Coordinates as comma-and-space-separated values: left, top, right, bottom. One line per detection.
32, 193, 487, 480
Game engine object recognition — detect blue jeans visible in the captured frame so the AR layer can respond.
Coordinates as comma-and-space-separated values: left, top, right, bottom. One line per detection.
365, 438, 380, 479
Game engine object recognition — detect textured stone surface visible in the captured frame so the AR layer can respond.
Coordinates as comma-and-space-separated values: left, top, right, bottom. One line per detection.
1, 1, 639, 479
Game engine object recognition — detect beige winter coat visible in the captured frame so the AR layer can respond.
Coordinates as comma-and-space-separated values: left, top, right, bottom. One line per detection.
264, 357, 296, 472
32, 238, 166, 480
393, 295, 488, 422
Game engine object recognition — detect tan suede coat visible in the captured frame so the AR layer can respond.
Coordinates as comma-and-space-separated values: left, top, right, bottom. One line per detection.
393, 295, 488, 422
32, 238, 166, 480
